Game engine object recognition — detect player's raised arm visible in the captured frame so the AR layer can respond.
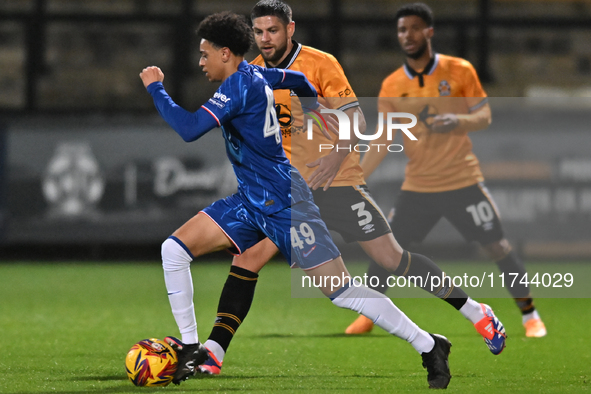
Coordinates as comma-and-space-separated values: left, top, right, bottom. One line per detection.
141, 68, 219, 143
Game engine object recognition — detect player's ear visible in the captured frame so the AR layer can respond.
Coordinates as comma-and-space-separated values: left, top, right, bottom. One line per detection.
286, 21, 295, 39
426, 26, 434, 39
221, 47, 231, 62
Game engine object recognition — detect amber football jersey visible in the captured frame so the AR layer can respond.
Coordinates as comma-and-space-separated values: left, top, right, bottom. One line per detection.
378, 54, 487, 192
251, 41, 364, 187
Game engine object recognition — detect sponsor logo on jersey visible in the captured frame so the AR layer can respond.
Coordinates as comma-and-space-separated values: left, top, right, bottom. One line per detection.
208, 98, 225, 109
213, 91, 231, 103
362, 224, 375, 233
338, 88, 352, 97
438, 80, 451, 96
275, 103, 292, 138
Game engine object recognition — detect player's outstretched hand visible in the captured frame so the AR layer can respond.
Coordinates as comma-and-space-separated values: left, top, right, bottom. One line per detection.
140, 66, 164, 88
306, 150, 343, 191
430, 113, 458, 133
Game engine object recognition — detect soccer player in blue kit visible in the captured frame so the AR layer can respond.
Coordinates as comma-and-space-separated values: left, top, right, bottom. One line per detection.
140, 12, 452, 389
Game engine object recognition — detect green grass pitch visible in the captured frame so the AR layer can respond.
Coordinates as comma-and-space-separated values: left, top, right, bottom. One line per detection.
1, 261, 589, 393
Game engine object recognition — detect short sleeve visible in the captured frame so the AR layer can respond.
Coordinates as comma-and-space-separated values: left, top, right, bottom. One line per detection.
459, 61, 488, 110
315, 53, 358, 111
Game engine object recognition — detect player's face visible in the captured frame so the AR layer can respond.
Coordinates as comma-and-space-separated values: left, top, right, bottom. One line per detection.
397, 15, 433, 60
199, 39, 225, 82
252, 16, 294, 65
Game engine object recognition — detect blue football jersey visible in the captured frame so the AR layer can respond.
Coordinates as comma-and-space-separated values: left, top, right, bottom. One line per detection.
148, 61, 317, 214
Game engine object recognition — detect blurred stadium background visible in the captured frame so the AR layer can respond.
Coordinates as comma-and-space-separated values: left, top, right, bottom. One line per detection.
1, 0, 591, 262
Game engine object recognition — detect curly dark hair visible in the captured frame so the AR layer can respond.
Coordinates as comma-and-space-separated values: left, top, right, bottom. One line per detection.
395, 3, 434, 27
251, 0, 292, 25
197, 12, 254, 56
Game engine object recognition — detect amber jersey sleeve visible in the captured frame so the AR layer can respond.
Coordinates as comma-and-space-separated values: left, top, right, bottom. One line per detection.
378, 54, 487, 192
251, 42, 364, 187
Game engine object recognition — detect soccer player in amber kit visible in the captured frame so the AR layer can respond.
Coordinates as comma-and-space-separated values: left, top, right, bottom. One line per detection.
345, 3, 546, 339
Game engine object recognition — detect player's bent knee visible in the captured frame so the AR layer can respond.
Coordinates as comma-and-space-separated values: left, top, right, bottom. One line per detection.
232, 251, 268, 273
161, 237, 193, 271
483, 238, 512, 260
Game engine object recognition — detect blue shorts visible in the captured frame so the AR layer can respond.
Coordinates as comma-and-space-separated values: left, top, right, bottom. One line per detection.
201, 193, 340, 269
